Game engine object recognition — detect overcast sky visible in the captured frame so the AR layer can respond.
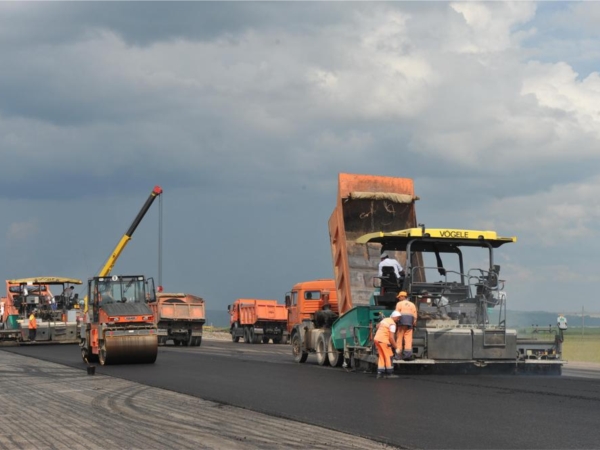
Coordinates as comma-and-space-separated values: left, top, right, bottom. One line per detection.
1, 1, 599, 314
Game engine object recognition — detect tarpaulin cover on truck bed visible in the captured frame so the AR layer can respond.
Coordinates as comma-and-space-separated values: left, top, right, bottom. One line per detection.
347, 192, 417, 204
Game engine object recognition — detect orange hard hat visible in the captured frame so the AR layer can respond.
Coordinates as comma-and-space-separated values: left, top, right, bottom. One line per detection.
396, 291, 408, 298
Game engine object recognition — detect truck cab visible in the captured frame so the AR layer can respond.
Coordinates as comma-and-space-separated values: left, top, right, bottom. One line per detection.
285, 279, 339, 334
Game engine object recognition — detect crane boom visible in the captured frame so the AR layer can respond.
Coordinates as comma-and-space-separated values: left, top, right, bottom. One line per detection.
98, 185, 163, 277
84, 185, 163, 314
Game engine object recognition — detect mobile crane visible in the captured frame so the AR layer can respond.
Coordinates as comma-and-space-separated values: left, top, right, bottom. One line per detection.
80, 186, 162, 365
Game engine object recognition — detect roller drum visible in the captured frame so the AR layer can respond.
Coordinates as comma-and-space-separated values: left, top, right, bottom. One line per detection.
100, 335, 158, 365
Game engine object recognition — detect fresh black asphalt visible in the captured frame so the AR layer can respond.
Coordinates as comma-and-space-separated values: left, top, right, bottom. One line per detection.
4, 341, 600, 449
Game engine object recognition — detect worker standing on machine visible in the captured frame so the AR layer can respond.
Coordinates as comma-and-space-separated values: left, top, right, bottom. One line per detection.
395, 291, 417, 361
374, 311, 402, 379
28, 309, 37, 342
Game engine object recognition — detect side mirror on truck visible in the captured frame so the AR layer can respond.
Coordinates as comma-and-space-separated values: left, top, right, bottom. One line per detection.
227, 304, 230, 312
285, 295, 291, 308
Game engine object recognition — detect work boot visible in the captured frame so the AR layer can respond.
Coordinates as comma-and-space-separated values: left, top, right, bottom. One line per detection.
385, 374, 400, 379
376, 372, 385, 379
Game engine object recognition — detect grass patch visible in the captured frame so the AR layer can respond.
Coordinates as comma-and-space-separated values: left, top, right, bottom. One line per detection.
516, 327, 600, 363
562, 333, 600, 363
204, 326, 229, 333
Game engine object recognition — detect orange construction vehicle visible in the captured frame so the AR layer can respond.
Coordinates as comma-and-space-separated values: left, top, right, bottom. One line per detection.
289, 173, 419, 365
284, 279, 338, 364
1, 277, 82, 344
228, 299, 289, 344
149, 292, 205, 346
80, 186, 162, 365
290, 172, 563, 375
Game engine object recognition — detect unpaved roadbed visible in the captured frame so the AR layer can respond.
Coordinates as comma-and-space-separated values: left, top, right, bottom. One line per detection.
0, 350, 396, 450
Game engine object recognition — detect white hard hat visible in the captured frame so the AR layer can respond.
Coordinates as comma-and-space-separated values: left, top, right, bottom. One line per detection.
391, 311, 401, 318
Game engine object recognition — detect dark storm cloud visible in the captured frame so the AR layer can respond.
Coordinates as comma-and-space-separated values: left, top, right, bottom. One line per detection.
1, 2, 600, 312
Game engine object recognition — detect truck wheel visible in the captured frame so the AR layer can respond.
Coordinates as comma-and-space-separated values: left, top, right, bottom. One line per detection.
186, 332, 194, 347
251, 330, 260, 344
262, 337, 269, 344
232, 332, 239, 343
195, 336, 202, 347
327, 335, 343, 367
292, 334, 308, 363
316, 334, 330, 366
273, 337, 282, 344
173, 340, 181, 346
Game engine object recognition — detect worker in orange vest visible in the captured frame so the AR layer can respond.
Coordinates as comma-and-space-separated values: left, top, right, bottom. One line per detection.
373, 310, 402, 379
395, 291, 417, 360
28, 309, 37, 342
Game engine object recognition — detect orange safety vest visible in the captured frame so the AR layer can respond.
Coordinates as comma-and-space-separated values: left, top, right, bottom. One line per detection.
28, 314, 37, 329
396, 300, 417, 325
374, 317, 396, 343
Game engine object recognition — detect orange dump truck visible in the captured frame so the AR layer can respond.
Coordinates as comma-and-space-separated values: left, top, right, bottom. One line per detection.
228, 299, 289, 344
289, 173, 419, 365
148, 293, 206, 347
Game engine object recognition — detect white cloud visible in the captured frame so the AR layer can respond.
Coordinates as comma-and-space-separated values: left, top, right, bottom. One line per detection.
477, 175, 600, 246
449, 2, 537, 53
522, 61, 600, 137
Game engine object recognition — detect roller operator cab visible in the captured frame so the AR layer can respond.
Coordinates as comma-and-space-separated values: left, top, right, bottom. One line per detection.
80, 275, 158, 366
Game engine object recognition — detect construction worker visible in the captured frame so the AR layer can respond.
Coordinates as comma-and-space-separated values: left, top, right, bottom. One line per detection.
557, 314, 568, 331
395, 291, 417, 360
28, 309, 37, 342
373, 310, 402, 379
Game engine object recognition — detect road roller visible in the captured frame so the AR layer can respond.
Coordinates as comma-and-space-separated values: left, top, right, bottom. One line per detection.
80, 275, 158, 366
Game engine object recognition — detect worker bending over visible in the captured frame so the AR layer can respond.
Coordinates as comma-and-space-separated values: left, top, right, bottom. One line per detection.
395, 291, 417, 360
373, 310, 402, 379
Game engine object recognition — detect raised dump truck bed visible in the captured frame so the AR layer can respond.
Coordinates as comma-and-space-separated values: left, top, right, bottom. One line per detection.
328, 173, 419, 311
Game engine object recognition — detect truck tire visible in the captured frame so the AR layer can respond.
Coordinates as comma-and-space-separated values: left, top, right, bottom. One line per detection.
186, 332, 194, 347
232, 333, 239, 343
262, 337, 269, 344
327, 334, 343, 367
316, 333, 330, 366
195, 336, 202, 346
292, 333, 308, 363
251, 330, 260, 344
273, 336, 282, 344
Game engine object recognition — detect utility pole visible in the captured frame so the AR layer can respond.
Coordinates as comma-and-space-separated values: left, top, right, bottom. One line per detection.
582, 305, 584, 336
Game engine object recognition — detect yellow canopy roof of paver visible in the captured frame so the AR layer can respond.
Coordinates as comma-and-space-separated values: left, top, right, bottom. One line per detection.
356, 228, 517, 248
7, 277, 83, 285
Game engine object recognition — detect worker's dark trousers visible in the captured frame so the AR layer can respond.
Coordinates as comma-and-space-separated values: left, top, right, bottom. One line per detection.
28, 329, 36, 341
